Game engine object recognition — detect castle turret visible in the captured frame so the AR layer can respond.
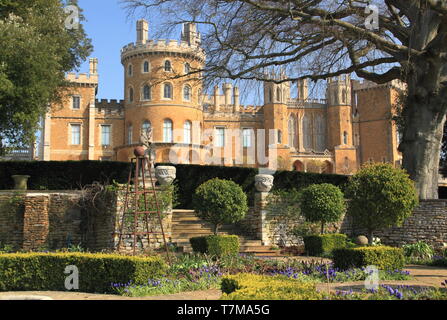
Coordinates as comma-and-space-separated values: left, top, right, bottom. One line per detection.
181, 23, 201, 46
137, 19, 149, 44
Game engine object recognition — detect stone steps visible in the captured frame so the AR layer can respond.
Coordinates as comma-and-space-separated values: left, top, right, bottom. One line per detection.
171, 210, 280, 256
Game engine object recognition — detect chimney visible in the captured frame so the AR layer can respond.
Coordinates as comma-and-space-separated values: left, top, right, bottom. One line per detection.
181, 23, 200, 46
233, 87, 240, 112
89, 58, 98, 75
137, 19, 149, 44
223, 83, 232, 106
297, 79, 308, 101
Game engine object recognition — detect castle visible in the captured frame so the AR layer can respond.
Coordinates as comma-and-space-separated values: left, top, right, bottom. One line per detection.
39, 20, 403, 174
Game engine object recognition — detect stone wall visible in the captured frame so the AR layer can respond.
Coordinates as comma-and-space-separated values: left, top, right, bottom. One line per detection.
340, 200, 447, 248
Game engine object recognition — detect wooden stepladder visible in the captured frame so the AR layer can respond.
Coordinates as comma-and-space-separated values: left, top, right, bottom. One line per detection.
116, 147, 171, 263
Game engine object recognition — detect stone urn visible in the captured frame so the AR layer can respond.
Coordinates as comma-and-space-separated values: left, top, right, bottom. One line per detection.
11, 175, 30, 190
255, 174, 274, 192
155, 166, 176, 186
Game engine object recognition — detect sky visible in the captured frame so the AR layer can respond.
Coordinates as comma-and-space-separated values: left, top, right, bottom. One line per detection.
77, 0, 173, 100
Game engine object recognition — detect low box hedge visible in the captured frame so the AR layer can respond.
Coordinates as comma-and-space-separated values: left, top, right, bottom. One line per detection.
0, 252, 167, 293
220, 274, 324, 300
190, 235, 239, 256
333, 246, 405, 271
303, 233, 347, 256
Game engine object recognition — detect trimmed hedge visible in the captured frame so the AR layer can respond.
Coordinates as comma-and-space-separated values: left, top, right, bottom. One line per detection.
333, 246, 405, 271
0, 161, 130, 190
220, 274, 324, 300
158, 163, 348, 208
190, 235, 240, 256
0, 252, 167, 293
304, 234, 347, 256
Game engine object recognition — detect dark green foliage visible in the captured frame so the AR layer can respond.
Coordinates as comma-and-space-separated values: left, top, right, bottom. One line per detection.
192, 178, 248, 234
333, 246, 405, 271
303, 234, 347, 256
189, 235, 240, 256
157, 163, 348, 208
345, 163, 419, 244
300, 183, 346, 233
0, 0, 92, 151
0, 161, 130, 190
0, 252, 167, 293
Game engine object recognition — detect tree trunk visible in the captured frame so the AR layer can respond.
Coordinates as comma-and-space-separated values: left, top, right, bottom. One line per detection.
213, 224, 219, 235
400, 82, 447, 200
367, 229, 374, 245
320, 222, 325, 234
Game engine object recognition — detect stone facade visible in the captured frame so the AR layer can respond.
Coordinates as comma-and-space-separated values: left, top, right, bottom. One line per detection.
38, 19, 403, 175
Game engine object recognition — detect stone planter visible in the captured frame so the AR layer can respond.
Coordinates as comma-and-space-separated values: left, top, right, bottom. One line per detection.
255, 174, 274, 192
155, 166, 176, 186
11, 175, 30, 190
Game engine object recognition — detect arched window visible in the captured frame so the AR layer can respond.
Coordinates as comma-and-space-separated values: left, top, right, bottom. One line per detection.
303, 114, 312, 150
128, 64, 133, 77
143, 61, 150, 73
127, 124, 133, 144
164, 60, 172, 72
184, 63, 190, 74
183, 85, 191, 101
142, 84, 151, 100
343, 131, 348, 145
288, 114, 297, 148
164, 83, 173, 99
163, 119, 173, 143
276, 87, 282, 102
129, 87, 134, 103
141, 120, 151, 137
314, 115, 326, 151
184, 121, 192, 144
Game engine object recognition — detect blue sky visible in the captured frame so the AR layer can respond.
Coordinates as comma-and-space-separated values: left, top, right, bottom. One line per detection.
77, 0, 174, 100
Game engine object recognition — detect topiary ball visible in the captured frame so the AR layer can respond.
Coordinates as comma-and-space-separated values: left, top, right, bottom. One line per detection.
355, 235, 369, 246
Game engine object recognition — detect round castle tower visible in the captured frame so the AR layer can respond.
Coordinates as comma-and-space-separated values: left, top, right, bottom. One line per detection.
117, 20, 206, 163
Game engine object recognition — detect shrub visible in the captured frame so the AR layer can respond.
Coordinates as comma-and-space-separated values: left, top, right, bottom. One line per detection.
402, 241, 435, 261
220, 274, 324, 300
345, 163, 419, 244
192, 178, 248, 234
156, 163, 348, 208
300, 184, 346, 234
0, 252, 167, 293
190, 235, 239, 256
333, 246, 405, 271
303, 234, 347, 257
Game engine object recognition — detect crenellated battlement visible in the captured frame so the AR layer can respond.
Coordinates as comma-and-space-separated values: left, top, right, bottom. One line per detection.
95, 99, 125, 116
66, 72, 98, 85
121, 39, 206, 62
352, 79, 406, 92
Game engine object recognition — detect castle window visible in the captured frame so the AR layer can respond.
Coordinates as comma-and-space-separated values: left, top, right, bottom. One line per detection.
243, 128, 253, 148
164, 60, 172, 72
143, 85, 151, 100
143, 61, 150, 73
276, 87, 282, 102
141, 120, 151, 138
303, 114, 312, 150
288, 114, 297, 148
215, 127, 225, 147
128, 124, 133, 144
268, 88, 272, 103
129, 87, 134, 103
184, 121, 192, 144
72, 96, 80, 110
183, 85, 191, 101
70, 124, 81, 145
343, 131, 348, 145
277, 130, 283, 144
101, 125, 111, 146
184, 63, 190, 74
163, 83, 173, 99
163, 119, 173, 143
128, 64, 133, 77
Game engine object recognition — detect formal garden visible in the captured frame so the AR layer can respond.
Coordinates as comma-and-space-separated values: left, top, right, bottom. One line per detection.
0, 162, 447, 300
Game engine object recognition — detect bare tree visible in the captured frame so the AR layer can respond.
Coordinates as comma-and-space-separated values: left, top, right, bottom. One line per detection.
123, 0, 447, 199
